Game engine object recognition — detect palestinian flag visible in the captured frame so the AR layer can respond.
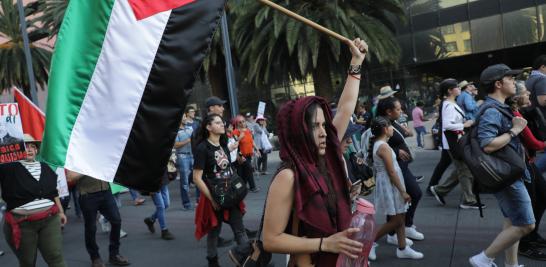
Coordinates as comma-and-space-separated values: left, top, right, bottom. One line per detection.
41, 0, 226, 191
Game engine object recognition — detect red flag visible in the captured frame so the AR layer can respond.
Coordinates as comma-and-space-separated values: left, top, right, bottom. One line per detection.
13, 87, 45, 141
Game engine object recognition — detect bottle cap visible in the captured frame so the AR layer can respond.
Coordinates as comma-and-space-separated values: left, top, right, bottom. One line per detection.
356, 198, 375, 214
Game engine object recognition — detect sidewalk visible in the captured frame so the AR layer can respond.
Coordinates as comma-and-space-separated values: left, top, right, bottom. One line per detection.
1, 150, 545, 266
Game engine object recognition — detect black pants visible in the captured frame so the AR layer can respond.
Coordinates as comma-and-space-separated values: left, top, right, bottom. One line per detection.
388, 160, 422, 230
79, 190, 122, 260
522, 163, 546, 243
428, 149, 452, 188
257, 149, 268, 172
235, 156, 256, 190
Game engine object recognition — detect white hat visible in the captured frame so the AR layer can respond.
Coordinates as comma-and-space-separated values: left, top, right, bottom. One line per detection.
377, 86, 397, 100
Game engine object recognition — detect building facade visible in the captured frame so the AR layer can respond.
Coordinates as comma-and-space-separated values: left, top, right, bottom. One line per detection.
369, 0, 546, 109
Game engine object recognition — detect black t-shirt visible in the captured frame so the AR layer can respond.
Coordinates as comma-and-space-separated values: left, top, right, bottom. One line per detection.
387, 121, 410, 160
194, 140, 232, 180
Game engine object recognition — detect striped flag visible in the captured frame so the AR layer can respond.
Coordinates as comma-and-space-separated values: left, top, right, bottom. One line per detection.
40, 0, 226, 191
13, 87, 45, 141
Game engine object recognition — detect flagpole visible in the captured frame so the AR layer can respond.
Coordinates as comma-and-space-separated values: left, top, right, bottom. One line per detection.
220, 11, 239, 117
257, 0, 367, 52
16, 0, 39, 105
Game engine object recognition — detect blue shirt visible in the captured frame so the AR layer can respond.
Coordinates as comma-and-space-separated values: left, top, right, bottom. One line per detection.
175, 125, 193, 154
457, 90, 479, 121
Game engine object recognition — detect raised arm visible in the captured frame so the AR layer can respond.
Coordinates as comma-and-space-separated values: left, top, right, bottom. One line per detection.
332, 38, 368, 142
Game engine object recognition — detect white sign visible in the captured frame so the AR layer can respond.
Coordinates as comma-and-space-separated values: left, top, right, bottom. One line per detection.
56, 168, 69, 198
0, 103, 26, 163
257, 101, 266, 117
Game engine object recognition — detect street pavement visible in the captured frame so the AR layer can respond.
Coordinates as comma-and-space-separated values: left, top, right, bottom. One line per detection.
2, 149, 546, 267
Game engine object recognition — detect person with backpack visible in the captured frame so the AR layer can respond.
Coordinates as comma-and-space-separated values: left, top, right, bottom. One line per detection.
430, 79, 482, 209
469, 64, 535, 267
525, 55, 546, 173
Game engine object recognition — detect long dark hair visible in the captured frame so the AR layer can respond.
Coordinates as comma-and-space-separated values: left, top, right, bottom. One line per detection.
368, 116, 392, 164
304, 102, 324, 161
377, 97, 400, 117
438, 78, 459, 131
194, 114, 227, 148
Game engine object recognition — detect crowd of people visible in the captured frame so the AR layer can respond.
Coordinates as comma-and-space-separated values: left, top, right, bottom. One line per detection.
3, 37, 546, 267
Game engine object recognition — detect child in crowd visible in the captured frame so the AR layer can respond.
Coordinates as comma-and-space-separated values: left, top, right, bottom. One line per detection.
368, 116, 424, 261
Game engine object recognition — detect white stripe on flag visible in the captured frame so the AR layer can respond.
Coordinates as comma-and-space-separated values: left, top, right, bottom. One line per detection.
65, 0, 171, 181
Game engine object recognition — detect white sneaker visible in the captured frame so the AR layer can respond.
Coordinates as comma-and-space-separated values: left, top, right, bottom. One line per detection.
396, 246, 424, 259
120, 229, 128, 238
469, 252, 497, 267
369, 243, 378, 261
99, 216, 110, 233
405, 226, 425, 241
386, 234, 413, 246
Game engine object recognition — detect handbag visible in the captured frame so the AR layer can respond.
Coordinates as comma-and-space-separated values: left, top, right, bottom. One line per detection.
241, 187, 272, 267
444, 131, 464, 160
260, 132, 273, 153
206, 167, 248, 209
460, 105, 526, 194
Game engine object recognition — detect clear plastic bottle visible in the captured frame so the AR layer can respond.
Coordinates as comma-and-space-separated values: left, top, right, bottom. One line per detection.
336, 198, 376, 267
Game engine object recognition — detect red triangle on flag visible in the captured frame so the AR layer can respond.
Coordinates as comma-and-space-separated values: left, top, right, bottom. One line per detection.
129, 0, 196, 20
13, 87, 45, 141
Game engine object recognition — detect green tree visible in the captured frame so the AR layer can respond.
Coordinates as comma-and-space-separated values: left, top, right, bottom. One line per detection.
0, 0, 51, 96
39, 0, 68, 38
232, 0, 405, 100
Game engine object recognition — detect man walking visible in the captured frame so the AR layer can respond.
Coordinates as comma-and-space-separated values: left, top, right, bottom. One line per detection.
66, 171, 130, 267
175, 114, 194, 210
411, 101, 427, 148
457, 80, 479, 121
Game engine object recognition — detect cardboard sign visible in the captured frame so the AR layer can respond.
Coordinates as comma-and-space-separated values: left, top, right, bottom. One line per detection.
257, 101, 266, 117
0, 103, 26, 163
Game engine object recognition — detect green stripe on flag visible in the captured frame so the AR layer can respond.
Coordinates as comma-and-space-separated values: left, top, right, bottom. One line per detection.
40, 0, 116, 167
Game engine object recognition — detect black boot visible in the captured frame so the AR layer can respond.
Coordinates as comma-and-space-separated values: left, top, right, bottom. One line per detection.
207, 256, 220, 267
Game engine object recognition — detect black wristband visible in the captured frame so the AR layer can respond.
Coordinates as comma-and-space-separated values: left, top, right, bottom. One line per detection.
348, 64, 361, 75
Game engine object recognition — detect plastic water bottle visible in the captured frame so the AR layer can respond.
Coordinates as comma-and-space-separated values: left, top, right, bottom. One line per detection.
336, 198, 376, 267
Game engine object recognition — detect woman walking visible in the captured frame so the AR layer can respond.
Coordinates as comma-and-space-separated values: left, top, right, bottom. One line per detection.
262, 38, 367, 266
193, 114, 251, 267
0, 135, 67, 267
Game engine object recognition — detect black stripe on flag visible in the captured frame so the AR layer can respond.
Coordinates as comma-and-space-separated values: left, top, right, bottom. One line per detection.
114, 0, 226, 191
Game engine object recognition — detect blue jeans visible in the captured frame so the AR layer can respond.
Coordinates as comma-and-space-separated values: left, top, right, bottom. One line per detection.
178, 155, 193, 208
78, 190, 121, 260
151, 185, 170, 230
414, 126, 426, 148
495, 179, 535, 226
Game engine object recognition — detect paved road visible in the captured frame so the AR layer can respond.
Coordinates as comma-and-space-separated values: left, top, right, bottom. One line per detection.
2, 150, 546, 267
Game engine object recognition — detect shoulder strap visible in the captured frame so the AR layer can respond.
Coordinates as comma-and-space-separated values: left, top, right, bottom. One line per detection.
475, 103, 513, 124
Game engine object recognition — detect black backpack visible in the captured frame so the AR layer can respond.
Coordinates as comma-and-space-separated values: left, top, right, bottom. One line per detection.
458, 104, 526, 216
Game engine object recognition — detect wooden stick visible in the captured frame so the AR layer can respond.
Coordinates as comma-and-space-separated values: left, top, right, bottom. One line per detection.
258, 0, 355, 46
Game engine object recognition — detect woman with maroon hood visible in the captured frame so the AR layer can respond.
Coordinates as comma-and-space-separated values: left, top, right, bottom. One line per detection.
262, 38, 368, 266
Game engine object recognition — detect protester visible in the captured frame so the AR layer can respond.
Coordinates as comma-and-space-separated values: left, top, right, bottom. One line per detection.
262, 38, 367, 266
525, 55, 546, 173
66, 171, 130, 267
368, 116, 424, 261
256, 115, 271, 175
245, 113, 262, 174
469, 64, 534, 267
192, 113, 251, 267
143, 171, 175, 240
509, 81, 546, 260
0, 135, 67, 267
411, 101, 428, 148
233, 115, 261, 193
430, 79, 482, 209
175, 114, 194, 210
352, 102, 367, 126
457, 80, 479, 120
377, 96, 425, 241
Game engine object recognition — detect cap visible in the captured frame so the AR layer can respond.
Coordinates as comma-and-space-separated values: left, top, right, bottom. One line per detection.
23, 134, 41, 144
205, 96, 227, 108
377, 86, 397, 100
480, 64, 523, 85
256, 115, 266, 121
245, 112, 253, 118
439, 78, 459, 96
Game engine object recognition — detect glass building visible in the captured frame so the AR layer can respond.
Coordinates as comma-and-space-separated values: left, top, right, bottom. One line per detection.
368, 0, 546, 108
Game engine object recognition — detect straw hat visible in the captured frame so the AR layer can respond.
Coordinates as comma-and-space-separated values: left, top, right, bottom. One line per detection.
377, 86, 398, 100
458, 80, 474, 90
23, 134, 41, 145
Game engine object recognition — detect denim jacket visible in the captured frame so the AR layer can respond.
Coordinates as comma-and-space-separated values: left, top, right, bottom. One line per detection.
476, 97, 529, 182
457, 90, 479, 121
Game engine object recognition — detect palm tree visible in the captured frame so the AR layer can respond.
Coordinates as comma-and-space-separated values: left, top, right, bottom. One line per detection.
39, 0, 69, 38
0, 0, 51, 96
232, 0, 405, 100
